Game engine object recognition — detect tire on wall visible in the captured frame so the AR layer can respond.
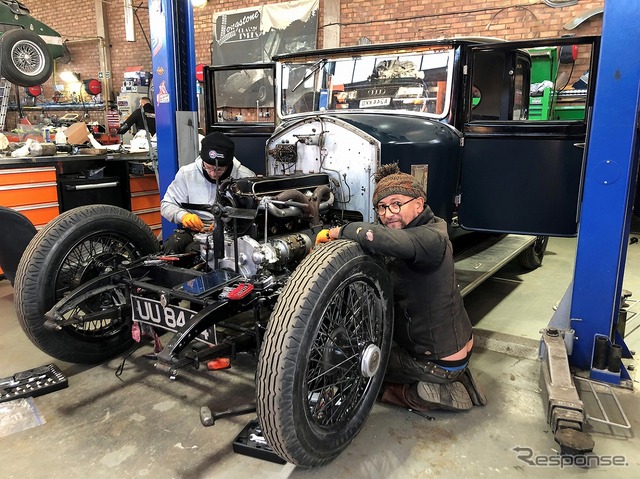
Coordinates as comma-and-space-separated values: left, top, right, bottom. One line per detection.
0, 29, 54, 86
14, 205, 159, 364
256, 240, 393, 467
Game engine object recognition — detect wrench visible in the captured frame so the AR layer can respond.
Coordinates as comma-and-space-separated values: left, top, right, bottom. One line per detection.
249, 433, 267, 444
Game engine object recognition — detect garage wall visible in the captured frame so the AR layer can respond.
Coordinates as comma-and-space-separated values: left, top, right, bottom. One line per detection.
338, 0, 604, 45
7, 0, 603, 129
195, 0, 605, 61
24, 1, 151, 102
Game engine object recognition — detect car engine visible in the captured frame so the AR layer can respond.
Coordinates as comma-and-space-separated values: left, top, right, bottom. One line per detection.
189, 172, 335, 277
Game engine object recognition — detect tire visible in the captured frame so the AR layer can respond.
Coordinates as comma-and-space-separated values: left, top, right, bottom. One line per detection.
0, 30, 54, 87
256, 240, 393, 467
14, 205, 160, 364
518, 235, 549, 270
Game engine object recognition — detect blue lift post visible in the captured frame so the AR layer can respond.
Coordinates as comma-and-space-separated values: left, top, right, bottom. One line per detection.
568, 0, 640, 381
148, 0, 198, 241
538, 0, 639, 453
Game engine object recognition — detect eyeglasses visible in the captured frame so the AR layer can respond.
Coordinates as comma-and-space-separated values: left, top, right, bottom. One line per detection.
203, 164, 227, 174
375, 197, 417, 216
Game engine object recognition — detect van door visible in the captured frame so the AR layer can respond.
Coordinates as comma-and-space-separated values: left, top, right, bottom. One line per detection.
458, 37, 599, 236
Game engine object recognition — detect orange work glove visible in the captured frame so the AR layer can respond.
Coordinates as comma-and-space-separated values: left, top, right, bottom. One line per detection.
315, 229, 332, 245
182, 213, 204, 231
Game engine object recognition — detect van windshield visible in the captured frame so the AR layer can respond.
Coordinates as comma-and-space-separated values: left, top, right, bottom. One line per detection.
278, 47, 454, 119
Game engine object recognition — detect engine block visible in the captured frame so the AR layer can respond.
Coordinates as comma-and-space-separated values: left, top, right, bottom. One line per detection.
194, 173, 335, 277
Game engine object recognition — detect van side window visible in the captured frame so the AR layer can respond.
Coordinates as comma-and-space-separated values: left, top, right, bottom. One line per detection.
470, 42, 594, 123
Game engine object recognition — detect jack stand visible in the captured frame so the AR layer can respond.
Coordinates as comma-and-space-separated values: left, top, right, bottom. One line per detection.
539, 328, 595, 455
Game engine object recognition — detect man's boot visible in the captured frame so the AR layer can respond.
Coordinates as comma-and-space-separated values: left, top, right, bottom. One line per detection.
380, 383, 410, 408
457, 368, 488, 406
414, 381, 473, 411
380, 383, 431, 411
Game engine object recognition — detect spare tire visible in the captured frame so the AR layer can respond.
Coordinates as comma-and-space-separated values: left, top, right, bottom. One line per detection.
14, 205, 159, 364
0, 29, 54, 86
256, 240, 393, 466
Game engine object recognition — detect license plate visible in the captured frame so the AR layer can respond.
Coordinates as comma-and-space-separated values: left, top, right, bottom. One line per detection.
359, 97, 390, 108
131, 295, 215, 345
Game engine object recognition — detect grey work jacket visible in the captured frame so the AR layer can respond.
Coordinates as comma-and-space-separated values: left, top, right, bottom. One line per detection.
160, 157, 254, 226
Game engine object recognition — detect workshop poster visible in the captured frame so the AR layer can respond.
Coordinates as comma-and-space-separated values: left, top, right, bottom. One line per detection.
213, 0, 319, 65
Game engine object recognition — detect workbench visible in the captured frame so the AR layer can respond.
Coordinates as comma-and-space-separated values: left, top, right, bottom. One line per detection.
0, 151, 161, 233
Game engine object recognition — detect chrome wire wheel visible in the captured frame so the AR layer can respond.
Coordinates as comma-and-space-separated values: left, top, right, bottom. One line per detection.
11, 39, 46, 76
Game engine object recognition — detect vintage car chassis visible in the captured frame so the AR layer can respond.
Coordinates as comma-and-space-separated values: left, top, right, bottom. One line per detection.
15, 174, 392, 467
43, 240, 293, 374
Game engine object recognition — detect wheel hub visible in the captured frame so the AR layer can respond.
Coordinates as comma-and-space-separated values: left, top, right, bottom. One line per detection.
76, 252, 122, 285
360, 343, 381, 378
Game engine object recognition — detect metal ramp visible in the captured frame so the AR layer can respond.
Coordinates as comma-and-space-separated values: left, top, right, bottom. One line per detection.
0, 77, 11, 131
455, 234, 536, 297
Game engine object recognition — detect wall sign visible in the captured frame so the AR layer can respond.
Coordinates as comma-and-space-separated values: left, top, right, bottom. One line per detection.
213, 0, 319, 65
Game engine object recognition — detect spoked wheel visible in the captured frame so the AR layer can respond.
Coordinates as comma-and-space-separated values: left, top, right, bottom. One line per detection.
14, 205, 159, 364
256, 240, 393, 467
0, 29, 53, 86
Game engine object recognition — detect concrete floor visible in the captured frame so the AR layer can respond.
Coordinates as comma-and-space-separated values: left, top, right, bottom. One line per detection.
1, 232, 640, 478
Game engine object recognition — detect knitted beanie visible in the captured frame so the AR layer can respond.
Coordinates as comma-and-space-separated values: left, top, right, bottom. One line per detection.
200, 132, 235, 166
372, 163, 426, 206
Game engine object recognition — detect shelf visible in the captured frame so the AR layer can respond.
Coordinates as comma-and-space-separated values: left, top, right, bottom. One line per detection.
8, 103, 110, 112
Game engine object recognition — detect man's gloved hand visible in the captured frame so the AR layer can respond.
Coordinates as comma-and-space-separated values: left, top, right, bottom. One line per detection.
315, 229, 332, 245
182, 213, 204, 231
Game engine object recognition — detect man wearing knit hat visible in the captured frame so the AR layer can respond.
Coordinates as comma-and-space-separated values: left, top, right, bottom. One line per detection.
161, 132, 254, 254
318, 163, 487, 412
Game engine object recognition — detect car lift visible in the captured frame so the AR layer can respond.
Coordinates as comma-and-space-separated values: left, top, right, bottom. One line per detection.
148, 0, 199, 241
539, 0, 639, 454
149, 0, 639, 458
